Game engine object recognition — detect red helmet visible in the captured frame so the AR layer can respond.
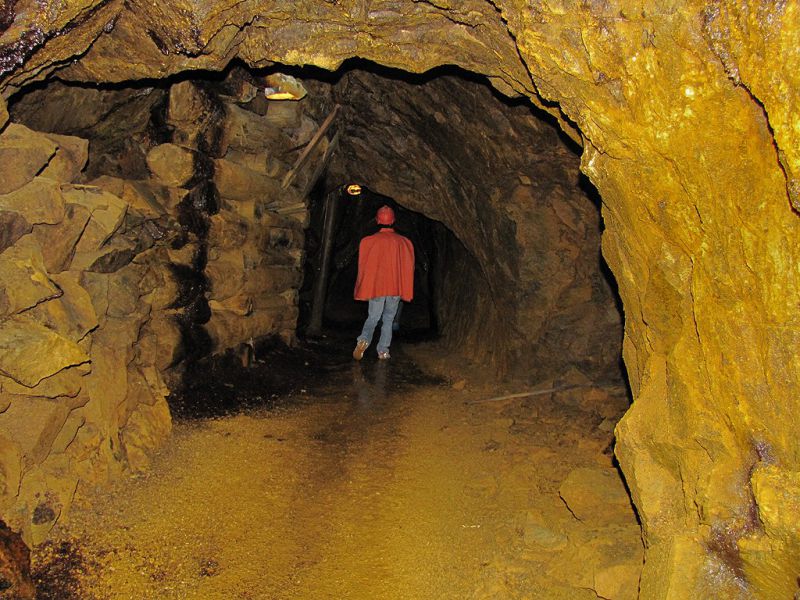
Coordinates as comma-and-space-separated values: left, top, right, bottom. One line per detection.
376, 205, 395, 225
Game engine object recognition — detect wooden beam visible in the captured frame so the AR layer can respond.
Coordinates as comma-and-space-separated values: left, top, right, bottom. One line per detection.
298, 130, 341, 199
281, 104, 341, 189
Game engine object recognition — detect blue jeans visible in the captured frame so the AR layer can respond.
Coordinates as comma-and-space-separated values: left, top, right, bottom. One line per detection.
358, 296, 401, 354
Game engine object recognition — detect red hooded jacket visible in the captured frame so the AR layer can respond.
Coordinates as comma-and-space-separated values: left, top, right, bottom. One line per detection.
354, 228, 415, 302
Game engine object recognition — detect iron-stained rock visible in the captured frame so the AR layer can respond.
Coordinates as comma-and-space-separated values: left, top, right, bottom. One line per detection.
120, 397, 171, 472
0, 237, 60, 318
559, 468, 634, 523
219, 103, 292, 156
0, 397, 71, 468
0, 177, 65, 226
0, 519, 35, 600
0, 211, 32, 254
167, 81, 224, 152
65, 185, 128, 260
39, 133, 89, 182
0, 125, 57, 195
28, 271, 98, 342
146, 143, 197, 188
0, 366, 85, 401
0, 315, 89, 387
32, 202, 93, 274
214, 158, 281, 202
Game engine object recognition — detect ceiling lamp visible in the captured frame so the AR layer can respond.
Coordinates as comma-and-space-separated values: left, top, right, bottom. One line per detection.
264, 73, 307, 101
346, 184, 362, 196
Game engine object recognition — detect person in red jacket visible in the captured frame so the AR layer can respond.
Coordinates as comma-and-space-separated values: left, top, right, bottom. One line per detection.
352, 205, 415, 360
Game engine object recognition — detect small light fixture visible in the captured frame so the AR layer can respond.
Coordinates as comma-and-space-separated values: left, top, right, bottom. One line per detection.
264, 73, 307, 101
346, 184, 362, 196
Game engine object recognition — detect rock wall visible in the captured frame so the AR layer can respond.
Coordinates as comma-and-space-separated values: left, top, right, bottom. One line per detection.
0, 71, 318, 544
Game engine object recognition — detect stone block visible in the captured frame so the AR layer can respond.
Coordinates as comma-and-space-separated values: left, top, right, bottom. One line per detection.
208, 293, 252, 316
48, 412, 86, 455
0, 211, 32, 254
17, 462, 79, 545
167, 81, 222, 151
39, 133, 89, 182
0, 124, 57, 195
85, 341, 128, 426
141, 265, 178, 311
206, 308, 284, 351
138, 317, 181, 372
264, 100, 302, 129
223, 149, 269, 174
559, 467, 635, 524
105, 264, 148, 319
593, 564, 640, 600
0, 177, 65, 226
122, 180, 172, 217
219, 103, 292, 155
63, 185, 128, 253
206, 251, 245, 301
214, 157, 281, 202
208, 211, 249, 249
0, 397, 70, 468
79, 271, 109, 320
146, 143, 197, 187
242, 265, 301, 295
71, 236, 136, 273
0, 315, 89, 388
0, 366, 85, 402
0, 432, 22, 507
28, 271, 98, 343
120, 397, 171, 472
32, 202, 92, 273
0, 236, 60, 318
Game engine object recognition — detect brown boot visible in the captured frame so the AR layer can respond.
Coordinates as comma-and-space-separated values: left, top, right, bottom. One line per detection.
353, 339, 369, 360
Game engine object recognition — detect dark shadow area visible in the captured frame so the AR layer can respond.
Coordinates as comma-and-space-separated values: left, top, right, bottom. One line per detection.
167, 333, 445, 420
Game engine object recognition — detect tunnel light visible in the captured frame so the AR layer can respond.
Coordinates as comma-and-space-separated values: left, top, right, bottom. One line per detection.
264, 73, 307, 101
346, 184, 362, 196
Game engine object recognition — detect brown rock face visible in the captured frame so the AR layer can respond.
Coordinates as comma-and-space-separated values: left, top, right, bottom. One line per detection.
0, 520, 35, 600
0, 1, 798, 597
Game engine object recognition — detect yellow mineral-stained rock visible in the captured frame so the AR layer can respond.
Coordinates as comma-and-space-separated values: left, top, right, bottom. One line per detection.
0, 126, 57, 195
0, 237, 61, 318
0, 177, 65, 226
0, 398, 71, 470
0, 316, 89, 388
0, 367, 86, 402
145, 143, 197, 188
28, 271, 98, 343
119, 398, 171, 472
38, 133, 89, 183
32, 203, 92, 274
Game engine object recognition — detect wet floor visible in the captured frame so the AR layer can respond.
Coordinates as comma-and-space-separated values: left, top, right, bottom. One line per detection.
168, 333, 444, 419
32, 336, 643, 599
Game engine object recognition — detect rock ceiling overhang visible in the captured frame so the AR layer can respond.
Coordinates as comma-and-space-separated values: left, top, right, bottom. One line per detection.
0, 1, 583, 141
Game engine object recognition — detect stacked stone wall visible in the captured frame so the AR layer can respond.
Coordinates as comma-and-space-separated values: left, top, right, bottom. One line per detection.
0, 74, 321, 544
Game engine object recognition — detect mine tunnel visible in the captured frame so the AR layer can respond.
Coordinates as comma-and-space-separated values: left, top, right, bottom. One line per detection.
1, 60, 636, 597
1, 3, 799, 599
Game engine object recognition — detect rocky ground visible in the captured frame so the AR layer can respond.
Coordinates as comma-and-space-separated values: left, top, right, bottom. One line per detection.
30, 336, 642, 599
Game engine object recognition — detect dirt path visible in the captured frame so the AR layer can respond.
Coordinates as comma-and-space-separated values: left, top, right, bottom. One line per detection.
32, 343, 642, 599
